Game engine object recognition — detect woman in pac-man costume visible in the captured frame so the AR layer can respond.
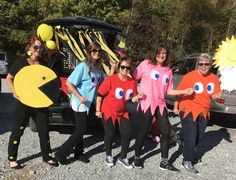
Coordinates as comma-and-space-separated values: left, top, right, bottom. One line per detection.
132, 44, 193, 170
176, 53, 221, 174
6, 36, 59, 169
95, 59, 143, 169
55, 42, 109, 164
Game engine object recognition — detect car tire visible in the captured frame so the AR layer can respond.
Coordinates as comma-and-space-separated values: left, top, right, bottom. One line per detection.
29, 118, 37, 132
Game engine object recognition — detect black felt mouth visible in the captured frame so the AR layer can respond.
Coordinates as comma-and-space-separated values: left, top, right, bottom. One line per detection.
38, 77, 60, 103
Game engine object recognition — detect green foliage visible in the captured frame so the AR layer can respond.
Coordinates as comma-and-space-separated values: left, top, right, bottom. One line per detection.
0, 0, 235, 63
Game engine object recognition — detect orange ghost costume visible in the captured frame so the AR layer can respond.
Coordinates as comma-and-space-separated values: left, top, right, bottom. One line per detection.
177, 70, 220, 121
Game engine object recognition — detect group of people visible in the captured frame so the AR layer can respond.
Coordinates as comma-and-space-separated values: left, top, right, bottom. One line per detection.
6, 36, 222, 174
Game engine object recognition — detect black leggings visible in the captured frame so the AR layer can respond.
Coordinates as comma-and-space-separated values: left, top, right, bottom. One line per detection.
56, 111, 87, 158
8, 100, 52, 162
102, 117, 132, 159
135, 107, 170, 158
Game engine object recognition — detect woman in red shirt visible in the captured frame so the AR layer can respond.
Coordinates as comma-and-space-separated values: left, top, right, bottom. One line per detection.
96, 59, 143, 169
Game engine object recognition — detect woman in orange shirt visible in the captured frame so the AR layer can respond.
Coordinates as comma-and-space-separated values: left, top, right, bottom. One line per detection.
176, 53, 222, 174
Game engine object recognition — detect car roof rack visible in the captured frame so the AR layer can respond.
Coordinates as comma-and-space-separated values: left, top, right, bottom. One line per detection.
44, 16, 121, 32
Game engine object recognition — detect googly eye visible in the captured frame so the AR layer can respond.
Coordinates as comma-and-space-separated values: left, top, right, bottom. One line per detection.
115, 87, 124, 99
207, 82, 214, 94
98, 76, 101, 83
150, 70, 160, 80
163, 74, 169, 85
194, 82, 204, 94
90, 73, 98, 86
125, 89, 133, 100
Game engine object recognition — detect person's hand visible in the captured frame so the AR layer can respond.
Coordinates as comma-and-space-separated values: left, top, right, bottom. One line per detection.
109, 58, 117, 69
185, 88, 194, 95
79, 96, 87, 104
95, 111, 103, 118
13, 92, 20, 100
137, 92, 144, 100
173, 108, 179, 115
212, 91, 223, 100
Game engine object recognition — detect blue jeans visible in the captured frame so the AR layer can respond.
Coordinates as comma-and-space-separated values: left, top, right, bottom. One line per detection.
180, 111, 207, 162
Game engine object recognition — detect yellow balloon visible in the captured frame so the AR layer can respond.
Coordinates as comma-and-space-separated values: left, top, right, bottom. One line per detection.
46, 40, 56, 49
37, 24, 53, 41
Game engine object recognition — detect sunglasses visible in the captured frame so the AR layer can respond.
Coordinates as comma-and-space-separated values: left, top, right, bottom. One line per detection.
120, 65, 131, 70
33, 46, 43, 51
198, 63, 211, 67
91, 49, 102, 53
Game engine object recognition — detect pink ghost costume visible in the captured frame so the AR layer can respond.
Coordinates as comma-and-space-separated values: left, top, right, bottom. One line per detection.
133, 59, 173, 115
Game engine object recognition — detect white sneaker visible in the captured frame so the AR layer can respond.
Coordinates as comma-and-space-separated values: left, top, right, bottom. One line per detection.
118, 158, 133, 169
106, 156, 114, 167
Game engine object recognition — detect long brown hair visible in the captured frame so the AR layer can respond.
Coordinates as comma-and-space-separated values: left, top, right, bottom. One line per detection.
86, 41, 103, 77
150, 43, 170, 67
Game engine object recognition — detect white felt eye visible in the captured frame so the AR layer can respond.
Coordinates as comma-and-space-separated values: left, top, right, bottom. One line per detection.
207, 82, 214, 94
125, 89, 133, 100
194, 82, 204, 94
150, 70, 160, 80
115, 87, 124, 99
163, 74, 169, 85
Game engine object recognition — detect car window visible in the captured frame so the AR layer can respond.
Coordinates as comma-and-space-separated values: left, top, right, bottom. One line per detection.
0, 53, 5, 61
181, 58, 196, 74
172, 61, 185, 74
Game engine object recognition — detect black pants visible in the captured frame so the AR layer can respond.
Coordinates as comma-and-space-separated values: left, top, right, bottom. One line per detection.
56, 111, 87, 158
102, 117, 132, 159
180, 112, 207, 162
8, 100, 52, 162
135, 107, 170, 158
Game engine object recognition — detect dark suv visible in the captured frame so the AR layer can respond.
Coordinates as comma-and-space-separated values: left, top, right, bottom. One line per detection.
165, 53, 236, 120
29, 16, 121, 131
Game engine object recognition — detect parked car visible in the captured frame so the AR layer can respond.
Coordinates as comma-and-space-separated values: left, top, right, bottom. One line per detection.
29, 16, 121, 131
0, 52, 9, 78
165, 53, 236, 120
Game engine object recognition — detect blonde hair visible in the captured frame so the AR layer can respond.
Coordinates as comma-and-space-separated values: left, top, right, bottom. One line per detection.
197, 53, 212, 64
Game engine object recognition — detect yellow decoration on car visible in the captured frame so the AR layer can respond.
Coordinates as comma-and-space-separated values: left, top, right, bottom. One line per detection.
14, 65, 60, 108
37, 24, 54, 41
213, 36, 236, 69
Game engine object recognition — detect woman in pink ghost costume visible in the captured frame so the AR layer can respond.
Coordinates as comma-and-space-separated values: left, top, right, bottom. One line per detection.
132, 43, 193, 171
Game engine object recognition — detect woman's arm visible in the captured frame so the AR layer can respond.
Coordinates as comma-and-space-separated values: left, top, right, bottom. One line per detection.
167, 88, 194, 96
131, 92, 144, 102
66, 81, 86, 103
6, 73, 19, 100
95, 96, 103, 118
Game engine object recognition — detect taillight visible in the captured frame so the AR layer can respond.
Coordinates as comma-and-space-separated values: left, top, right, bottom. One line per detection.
216, 98, 225, 104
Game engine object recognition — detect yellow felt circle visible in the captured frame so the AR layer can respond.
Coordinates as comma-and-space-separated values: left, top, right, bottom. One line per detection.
14, 65, 59, 108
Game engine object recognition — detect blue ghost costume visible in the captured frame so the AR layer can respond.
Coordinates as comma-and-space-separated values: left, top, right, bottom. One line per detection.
68, 61, 106, 113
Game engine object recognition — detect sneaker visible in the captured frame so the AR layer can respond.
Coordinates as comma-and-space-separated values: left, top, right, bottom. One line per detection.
106, 156, 114, 167
118, 158, 133, 169
182, 161, 199, 174
159, 161, 180, 172
132, 157, 143, 169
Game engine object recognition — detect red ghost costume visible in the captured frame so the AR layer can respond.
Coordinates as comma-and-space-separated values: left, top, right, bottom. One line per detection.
177, 69, 221, 121
98, 73, 137, 124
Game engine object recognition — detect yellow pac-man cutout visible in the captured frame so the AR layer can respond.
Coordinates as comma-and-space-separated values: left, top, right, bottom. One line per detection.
14, 65, 60, 108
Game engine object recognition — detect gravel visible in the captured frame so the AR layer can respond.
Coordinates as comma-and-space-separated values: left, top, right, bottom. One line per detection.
1, 93, 236, 180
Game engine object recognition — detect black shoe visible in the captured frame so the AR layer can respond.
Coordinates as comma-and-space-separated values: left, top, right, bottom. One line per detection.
76, 154, 90, 163
132, 157, 143, 169
182, 161, 199, 174
55, 152, 67, 165
159, 161, 180, 172
44, 159, 59, 167
10, 163, 25, 169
